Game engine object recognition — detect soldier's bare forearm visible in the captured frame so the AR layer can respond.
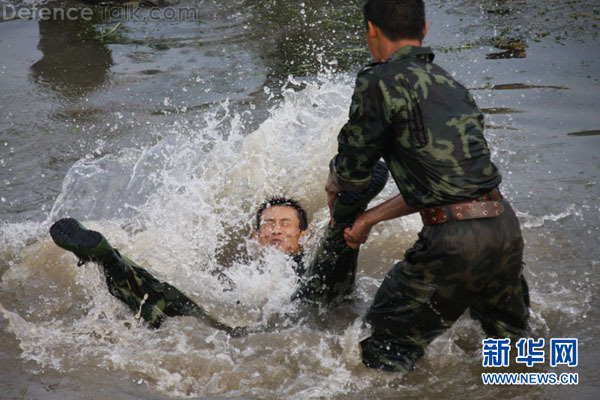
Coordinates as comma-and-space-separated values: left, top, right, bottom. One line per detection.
344, 194, 417, 248
361, 194, 418, 227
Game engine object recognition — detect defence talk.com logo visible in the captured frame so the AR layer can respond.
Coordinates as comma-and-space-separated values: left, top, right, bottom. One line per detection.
2, 3, 202, 22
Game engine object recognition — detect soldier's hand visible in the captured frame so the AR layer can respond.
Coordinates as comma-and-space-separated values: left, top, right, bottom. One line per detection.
344, 214, 372, 249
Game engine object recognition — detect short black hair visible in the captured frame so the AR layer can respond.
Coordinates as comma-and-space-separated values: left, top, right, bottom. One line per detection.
255, 197, 308, 232
363, 0, 426, 41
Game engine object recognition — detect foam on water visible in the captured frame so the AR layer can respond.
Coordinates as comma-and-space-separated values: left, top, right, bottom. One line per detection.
516, 203, 581, 229
0, 75, 391, 398
0, 71, 596, 398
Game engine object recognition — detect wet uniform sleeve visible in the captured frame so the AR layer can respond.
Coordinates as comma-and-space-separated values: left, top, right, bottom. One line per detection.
330, 72, 392, 191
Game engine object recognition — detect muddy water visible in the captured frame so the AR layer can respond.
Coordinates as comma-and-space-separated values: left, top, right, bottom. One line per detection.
1, 0, 599, 399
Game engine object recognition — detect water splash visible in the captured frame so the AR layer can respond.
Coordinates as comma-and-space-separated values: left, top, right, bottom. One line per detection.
0, 66, 595, 399
516, 203, 580, 229
2, 75, 393, 398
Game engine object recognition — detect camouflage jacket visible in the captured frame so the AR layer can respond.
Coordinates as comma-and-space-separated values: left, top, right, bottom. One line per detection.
330, 46, 502, 208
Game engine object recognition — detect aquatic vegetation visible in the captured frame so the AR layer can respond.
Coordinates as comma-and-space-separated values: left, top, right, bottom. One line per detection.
435, 0, 598, 54
567, 130, 600, 137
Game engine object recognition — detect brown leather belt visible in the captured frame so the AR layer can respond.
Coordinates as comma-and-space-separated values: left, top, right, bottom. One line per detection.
420, 188, 504, 226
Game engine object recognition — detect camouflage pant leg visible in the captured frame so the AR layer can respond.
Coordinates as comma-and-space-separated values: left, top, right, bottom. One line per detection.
101, 249, 202, 328
291, 190, 362, 304
468, 199, 530, 339
361, 199, 530, 372
102, 250, 247, 334
294, 161, 388, 305
293, 221, 359, 304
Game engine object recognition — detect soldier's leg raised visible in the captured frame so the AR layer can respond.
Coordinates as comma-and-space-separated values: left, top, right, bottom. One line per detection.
50, 218, 236, 332
100, 248, 203, 328
294, 161, 388, 304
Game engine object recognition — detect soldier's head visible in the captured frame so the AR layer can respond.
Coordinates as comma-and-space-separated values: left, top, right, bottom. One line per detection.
362, 0, 428, 59
254, 197, 308, 255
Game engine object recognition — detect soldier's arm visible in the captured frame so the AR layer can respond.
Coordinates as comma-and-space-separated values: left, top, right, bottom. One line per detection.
329, 72, 391, 191
325, 172, 343, 223
343, 193, 417, 249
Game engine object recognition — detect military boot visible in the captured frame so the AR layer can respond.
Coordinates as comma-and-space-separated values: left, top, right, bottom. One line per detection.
50, 218, 114, 266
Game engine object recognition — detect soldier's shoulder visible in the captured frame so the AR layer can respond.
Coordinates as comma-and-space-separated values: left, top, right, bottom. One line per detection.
357, 61, 385, 77
357, 60, 407, 82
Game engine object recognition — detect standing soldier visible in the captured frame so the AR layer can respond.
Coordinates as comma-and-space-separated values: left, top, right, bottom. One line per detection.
325, 0, 530, 373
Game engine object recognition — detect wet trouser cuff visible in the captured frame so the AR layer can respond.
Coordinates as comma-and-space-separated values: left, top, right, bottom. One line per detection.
360, 332, 422, 373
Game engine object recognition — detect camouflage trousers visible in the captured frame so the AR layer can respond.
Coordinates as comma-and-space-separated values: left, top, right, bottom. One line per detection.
100, 220, 360, 332
360, 198, 530, 372
101, 250, 223, 330
98, 162, 388, 331
99, 216, 360, 332
291, 202, 362, 305
294, 161, 390, 304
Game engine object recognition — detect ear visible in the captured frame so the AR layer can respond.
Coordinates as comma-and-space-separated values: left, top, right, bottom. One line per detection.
422, 21, 429, 40
299, 230, 307, 239
253, 230, 259, 240
367, 20, 378, 40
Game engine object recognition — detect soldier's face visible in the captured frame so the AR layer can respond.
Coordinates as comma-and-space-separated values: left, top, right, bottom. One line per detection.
255, 206, 305, 255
